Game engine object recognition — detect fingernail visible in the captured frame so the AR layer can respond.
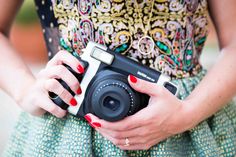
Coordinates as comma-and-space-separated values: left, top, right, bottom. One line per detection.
70, 98, 77, 106
84, 115, 92, 123
91, 122, 101, 128
129, 75, 137, 83
89, 123, 95, 128
77, 64, 84, 74
77, 87, 82, 95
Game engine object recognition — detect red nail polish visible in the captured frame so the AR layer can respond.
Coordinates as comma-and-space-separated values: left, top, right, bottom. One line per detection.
89, 123, 95, 128
84, 115, 92, 123
91, 122, 101, 128
77, 87, 82, 95
129, 75, 137, 83
77, 64, 84, 74
70, 98, 77, 106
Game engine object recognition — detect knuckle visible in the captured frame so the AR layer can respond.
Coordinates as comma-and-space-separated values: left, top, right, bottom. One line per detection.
46, 80, 58, 90
46, 60, 53, 68
53, 51, 65, 63
57, 65, 66, 74
60, 90, 72, 101
112, 132, 121, 139
140, 128, 149, 136
56, 50, 65, 57
119, 123, 130, 130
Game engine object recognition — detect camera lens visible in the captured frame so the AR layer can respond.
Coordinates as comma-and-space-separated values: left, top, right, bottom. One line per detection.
103, 96, 120, 111
84, 71, 147, 122
85, 75, 142, 121
90, 83, 131, 121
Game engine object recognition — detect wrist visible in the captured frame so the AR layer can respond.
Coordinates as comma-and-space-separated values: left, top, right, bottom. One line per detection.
13, 70, 35, 105
180, 99, 203, 131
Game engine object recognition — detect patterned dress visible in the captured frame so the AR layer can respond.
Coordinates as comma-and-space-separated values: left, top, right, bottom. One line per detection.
3, 0, 236, 156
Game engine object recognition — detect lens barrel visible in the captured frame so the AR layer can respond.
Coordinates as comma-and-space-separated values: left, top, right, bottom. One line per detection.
85, 70, 145, 121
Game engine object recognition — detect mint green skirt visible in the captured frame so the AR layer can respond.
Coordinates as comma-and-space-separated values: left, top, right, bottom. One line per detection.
3, 70, 236, 157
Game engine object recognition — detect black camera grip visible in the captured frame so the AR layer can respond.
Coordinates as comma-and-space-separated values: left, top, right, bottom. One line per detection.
48, 64, 78, 110
48, 56, 89, 110
48, 78, 73, 110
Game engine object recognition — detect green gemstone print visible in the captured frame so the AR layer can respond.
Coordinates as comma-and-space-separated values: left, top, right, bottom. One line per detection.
72, 51, 79, 58
114, 44, 128, 53
60, 38, 73, 52
156, 41, 171, 55
196, 36, 206, 47
99, 30, 103, 36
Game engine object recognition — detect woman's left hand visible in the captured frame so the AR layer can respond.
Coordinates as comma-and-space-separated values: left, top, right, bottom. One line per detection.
84, 75, 196, 150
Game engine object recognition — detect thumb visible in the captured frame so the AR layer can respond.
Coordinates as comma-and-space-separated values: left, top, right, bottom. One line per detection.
128, 75, 161, 96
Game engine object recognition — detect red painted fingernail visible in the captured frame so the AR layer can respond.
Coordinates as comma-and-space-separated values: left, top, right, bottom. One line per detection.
129, 75, 137, 83
77, 87, 82, 95
91, 122, 101, 128
84, 115, 92, 123
89, 123, 95, 128
70, 98, 77, 106
77, 64, 84, 74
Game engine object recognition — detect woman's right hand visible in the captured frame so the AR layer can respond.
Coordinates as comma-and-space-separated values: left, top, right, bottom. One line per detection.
19, 50, 84, 118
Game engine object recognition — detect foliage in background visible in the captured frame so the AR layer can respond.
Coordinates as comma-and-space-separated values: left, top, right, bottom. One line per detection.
15, 0, 38, 25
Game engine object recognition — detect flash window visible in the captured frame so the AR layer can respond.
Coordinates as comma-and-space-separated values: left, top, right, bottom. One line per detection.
91, 47, 114, 65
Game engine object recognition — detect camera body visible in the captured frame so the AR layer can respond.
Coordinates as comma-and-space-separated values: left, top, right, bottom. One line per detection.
50, 41, 178, 122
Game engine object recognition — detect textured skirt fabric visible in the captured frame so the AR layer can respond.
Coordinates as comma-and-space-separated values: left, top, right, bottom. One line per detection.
3, 70, 236, 157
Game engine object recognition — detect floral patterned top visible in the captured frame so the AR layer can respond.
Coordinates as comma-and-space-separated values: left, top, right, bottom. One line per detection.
35, 0, 208, 78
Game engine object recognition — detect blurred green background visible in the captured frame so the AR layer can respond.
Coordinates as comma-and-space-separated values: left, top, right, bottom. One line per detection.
15, 0, 38, 25
0, 0, 220, 155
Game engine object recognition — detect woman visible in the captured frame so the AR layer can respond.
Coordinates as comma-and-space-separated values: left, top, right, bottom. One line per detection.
1, 0, 236, 156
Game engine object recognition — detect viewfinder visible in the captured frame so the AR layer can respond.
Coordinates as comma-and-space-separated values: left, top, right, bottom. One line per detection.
91, 47, 114, 65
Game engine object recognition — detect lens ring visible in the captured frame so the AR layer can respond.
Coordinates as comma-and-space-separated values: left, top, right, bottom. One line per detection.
88, 80, 139, 121
84, 71, 143, 122
93, 82, 135, 109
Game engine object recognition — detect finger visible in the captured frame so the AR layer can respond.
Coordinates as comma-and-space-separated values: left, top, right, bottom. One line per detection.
98, 124, 153, 139
42, 65, 81, 95
44, 79, 78, 106
85, 110, 149, 131
97, 128, 154, 146
117, 140, 156, 151
38, 93, 67, 118
118, 134, 169, 150
128, 75, 165, 96
119, 137, 164, 150
47, 50, 84, 74
117, 137, 161, 151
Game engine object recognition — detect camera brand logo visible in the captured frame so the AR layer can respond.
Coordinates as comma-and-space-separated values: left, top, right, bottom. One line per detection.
137, 71, 155, 82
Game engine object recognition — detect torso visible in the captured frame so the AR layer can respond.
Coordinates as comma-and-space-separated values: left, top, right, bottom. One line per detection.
35, 0, 209, 78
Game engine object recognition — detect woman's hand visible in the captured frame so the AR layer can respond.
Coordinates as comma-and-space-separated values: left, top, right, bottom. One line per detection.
84, 75, 196, 150
19, 51, 84, 118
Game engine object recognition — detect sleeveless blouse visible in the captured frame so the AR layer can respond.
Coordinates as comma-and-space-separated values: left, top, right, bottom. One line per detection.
35, 0, 208, 78
3, 0, 236, 157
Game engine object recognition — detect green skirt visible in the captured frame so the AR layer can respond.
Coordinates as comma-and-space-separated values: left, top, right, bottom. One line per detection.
3, 70, 236, 157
